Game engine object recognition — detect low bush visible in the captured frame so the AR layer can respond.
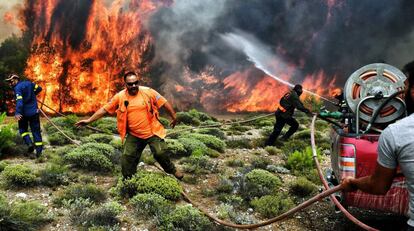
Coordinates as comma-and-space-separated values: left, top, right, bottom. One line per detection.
38, 163, 69, 187
114, 171, 182, 200
216, 177, 234, 194
228, 124, 251, 132
289, 177, 317, 197
165, 139, 187, 157
81, 133, 114, 144
177, 137, 209, 156
180, 133, 226, 153
280, 139, 309, 157
130, 193, 173, 218
0, 160, 9, 172
181, 155, 216, 174
54, 183, 107, 206
196, 128, 226, 139
251, 157, 272, 169
158, 117, 171, 128
265, 146, 282, 156
285, 146, 321, 174
176, 112, 201, 126
226, 159, 245, 167
64, 143, 116, 172
91, 117, 117, 134
251, 194, 294, 218
226, 138, 253, 149
0, 112, 14, 156
157, 205, 212, 231
188, 109, 217, 122
47, 129, 77, 146
241, 169, 281, 200
1, 164, 37, 188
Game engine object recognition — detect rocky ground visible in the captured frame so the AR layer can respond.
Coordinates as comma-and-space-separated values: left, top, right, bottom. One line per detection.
0, 114, 409, 231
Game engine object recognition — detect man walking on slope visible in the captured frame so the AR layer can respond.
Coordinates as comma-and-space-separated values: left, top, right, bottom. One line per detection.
6, 74, 43, 158
76, 71, 184, 180
265, 84, 311, 146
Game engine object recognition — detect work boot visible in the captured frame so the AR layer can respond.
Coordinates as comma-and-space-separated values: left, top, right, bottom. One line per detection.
173, 170, 184, 180
27, 144, 35, 154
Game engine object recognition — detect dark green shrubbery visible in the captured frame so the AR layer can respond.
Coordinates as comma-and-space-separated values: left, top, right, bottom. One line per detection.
0, 160, 9, 172
64, 198, 122, 230
251, 194, 294, 218
64, 143, 116, 172
38, 163, 69, 187
114, 171, 182, 200
177, 137, 209, 156
188, 109, 217, 122
158, 116, 171, 129
0, 112, 14, 156
226, 138, 253, 149
81, 133, 114, 144
225, 159, 245, 167
280, 139, 309, 156
176, 112, 201, 126
228, 124, 251, 132
90, 117, 117, 134
44, 115, 92, 145
264, 146, 282, 156
165, 139, 187, 157
0, 194, 53, 231
196, 128, 226, 139
241, 169, 281, 200
181, 155, 216, 175
54, 183, 107, 206
47, 130, 77, 146
289, 177, 317, 197
251, 157, 272, 169
157, 205, 212, 231
286, 146, 321, 174
180, 133, 226, 153
130, 193, 173, 218
1, 164, 37, 188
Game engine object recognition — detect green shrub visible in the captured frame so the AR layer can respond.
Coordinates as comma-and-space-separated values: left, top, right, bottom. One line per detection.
81, 133, 114, 144
1, 164, 37, 187
109, 139, 122, 151
157, 205, 212, 231
265, 146, 282, 156
260, 126, 274, 137
216, 177, 234, 193
177, 137, 209, 156
64, 143, 115, 172
141, 150, 156, 165
251, 157, 272, 169
196, 128, 226, 139
188, 109, 216, 122
180, 133, 226, 153
226, 159, 245, 167
54, 183, 106, 206
165, 139, 187, 157
228, 124, 251, 132
176, 112, 201, 126
38, 163, 69, 187
0, 112, 14, 155
0, 160, 9, 172
286, 146, 321, 173
130, 193, 173, 218
289, 177, 317, 197
303, 169, 321, 185
181, 155, 216, 174
226, 138, 253, 149
251, 194, 294, 218
280, 139, 309, 156
158, 117, 171, 129
242, 169, 281, 200
48, 129, 77, 146
114, 171, 182, 200
2, 200, 52, 230
91, 117, 117, 134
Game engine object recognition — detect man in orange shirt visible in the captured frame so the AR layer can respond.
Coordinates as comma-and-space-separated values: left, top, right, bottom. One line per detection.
76, 71, 183, 179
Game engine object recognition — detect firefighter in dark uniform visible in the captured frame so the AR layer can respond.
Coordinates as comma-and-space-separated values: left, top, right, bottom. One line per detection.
6, 74, 43, 157
265, 84, 311, 146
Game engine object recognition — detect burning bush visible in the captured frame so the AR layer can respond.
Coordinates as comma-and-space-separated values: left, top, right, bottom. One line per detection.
157, 205, 213, 231
241, 169, 281, 200
53, 183, 107, 206
1, 164, 37, 188
63, 143, 116, 172
130, 193, 173, 218
113, 171, 182, 200
251, 193, 294, 218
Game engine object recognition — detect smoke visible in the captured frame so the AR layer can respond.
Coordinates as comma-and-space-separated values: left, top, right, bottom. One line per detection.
149, 0, 414, 86
0, 0, 22, 42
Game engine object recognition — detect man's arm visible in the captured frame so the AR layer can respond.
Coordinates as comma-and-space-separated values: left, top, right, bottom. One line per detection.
292, 94, 310, 113
75, 108, 107, 127
14, 86, 23, 121
162, 101, 177, 128
34, 83, 42, 95
341, 163, 396, 194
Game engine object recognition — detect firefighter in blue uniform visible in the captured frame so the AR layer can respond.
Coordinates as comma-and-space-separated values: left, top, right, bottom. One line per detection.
265, 84, 311, 146
6, 74, 43, 157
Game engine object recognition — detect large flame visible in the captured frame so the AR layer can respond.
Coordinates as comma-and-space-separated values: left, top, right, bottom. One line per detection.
23, 0, 167, 114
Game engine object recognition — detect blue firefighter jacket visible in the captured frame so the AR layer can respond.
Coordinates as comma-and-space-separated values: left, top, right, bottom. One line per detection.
14, 80, 42, 117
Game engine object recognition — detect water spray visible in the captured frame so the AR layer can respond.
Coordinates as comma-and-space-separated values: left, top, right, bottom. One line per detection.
222, 32, 337, 105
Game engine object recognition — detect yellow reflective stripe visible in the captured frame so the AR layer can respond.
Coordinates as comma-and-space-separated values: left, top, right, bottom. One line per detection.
21, 132, 30, 137
34, 142, 43, 146
16, 96, 23, 100
34, 84, 39, 91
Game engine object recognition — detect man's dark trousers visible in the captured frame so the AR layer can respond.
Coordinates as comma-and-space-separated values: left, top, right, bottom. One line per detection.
18, 113, 43, 155
265, 115, 299, 146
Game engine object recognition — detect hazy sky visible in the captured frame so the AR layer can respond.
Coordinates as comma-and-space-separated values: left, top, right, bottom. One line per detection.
0, 0, 22, 42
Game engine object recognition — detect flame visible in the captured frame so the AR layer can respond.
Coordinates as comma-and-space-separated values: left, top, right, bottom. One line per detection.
3, 12, 14, 24
23, 0, 167, 114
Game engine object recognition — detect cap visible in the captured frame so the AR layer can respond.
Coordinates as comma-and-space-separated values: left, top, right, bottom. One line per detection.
5, 74, 20, 82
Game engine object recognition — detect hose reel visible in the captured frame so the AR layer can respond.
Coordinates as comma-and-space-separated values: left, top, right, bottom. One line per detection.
344, 63, 407, 124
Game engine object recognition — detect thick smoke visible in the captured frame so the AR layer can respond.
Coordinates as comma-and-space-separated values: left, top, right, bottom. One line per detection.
149, 0, 414, 86
0, 0, 22, 42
